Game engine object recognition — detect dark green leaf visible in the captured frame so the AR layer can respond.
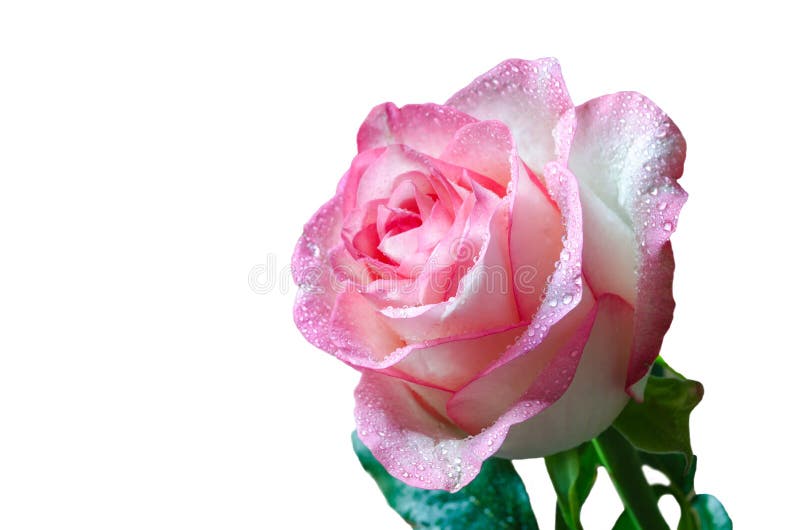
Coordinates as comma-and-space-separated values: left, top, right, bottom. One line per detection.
613, 374, 703, 465
677, 507, 701, 530
593, 428, 670, 530
351, 431, 539, 530
554, 508, 570, 530
639, 452, 697, 496
691, 495, 732, 530
611, 511, 637, 530
544, 442, 598, 530
651, 356, 686, 379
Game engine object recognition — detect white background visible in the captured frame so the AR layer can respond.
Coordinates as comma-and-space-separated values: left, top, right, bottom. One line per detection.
1, 1, 796, 528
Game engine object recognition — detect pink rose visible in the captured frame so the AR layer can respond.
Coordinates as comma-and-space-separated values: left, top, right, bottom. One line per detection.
292, 58, 686, 491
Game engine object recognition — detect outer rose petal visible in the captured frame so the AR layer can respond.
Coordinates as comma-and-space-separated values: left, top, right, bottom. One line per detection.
357, 103, 477, 157
354, 372, 475, 491
565, 92, 687, 396
292, 197, 346, 356
446, 286, 595, 433
293, 193, 408, 367
497, 294, 635, 458
353, 295, 635, 492
353, 294, 598, 492
446, 58, 573, 175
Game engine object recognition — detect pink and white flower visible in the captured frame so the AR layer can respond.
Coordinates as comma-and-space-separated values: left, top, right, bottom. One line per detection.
293, 58, 687, 491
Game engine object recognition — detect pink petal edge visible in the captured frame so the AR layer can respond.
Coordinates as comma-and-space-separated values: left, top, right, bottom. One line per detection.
446, 58, 574, 175
357, 102, 477, 157
566, 92, 687, 398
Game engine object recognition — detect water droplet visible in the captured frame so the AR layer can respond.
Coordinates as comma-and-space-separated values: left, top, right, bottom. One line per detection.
562, 294, 573, 305
547, 299, 558, 307
658, 201, 667, 211
663, 221, 673, 232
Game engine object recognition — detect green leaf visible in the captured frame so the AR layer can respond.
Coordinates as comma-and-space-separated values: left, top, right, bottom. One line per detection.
351, 431, 539, 530
639, 452, 697, 496
592, 428, 670, 530
651, 356, 686, 379
545, 356, 731, 530
613, 372, 704, 465
611, 511, 637, 530
691, 495, 732, 530
544, 442, 598, 530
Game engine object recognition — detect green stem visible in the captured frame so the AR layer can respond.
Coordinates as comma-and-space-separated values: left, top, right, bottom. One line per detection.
592, 429, 670, 530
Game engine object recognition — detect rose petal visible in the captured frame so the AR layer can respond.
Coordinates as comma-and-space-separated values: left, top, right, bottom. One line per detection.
446, 285, 595, 433
351, 147, 431, 209
328, 289, 406, 364
353, 294, 632, 492
377, 226, 421, 265
497, 294, 635, 458
565, 92, 687, 396
357, 102, 477, 157
508, 163, 563, 317
340, 147, 387, 212
379, 199, 520, 341
293, 193, 402, 362
292, 195, 346, 355
439, 120, 515, 192
416, 201, 453, 252
292, 189, 410, 367
386, 180, 421, 215
385, 321, 529, 391
407, 193, 474, 301
446, 58, 574, 175
457, 162, 584, 383
355, 372, 479, 491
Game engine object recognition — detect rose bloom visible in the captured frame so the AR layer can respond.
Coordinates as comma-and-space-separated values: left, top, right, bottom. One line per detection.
292, 58, 686, 491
